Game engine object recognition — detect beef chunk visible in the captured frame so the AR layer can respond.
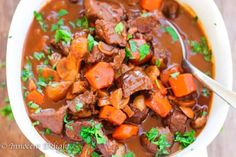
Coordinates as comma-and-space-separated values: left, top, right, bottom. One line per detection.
163, 110, 187, 133
84, 0, 124, 22
128, 13, 161, 33
50, 39, 70, 56
118, 68, 153, 97
140, 134, 157, 154
65, 121, 91, 141
67, 91, 97, 117
111, 49, 125, 70
97, 136, 118, 157
162, 0, 179, 19
86, 45, 107, 63
128, 104, 149, 124
31, 106, 68, 134
95, 20, 127, 47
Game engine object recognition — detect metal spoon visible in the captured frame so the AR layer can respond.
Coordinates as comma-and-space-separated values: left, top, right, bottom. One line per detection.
166, 20, 236, 108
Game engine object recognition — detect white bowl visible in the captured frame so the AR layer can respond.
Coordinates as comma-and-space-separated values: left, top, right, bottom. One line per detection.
6, 0, 233, 156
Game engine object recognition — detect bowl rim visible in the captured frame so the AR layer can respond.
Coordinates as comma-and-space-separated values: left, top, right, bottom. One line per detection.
6, 0, 233, 157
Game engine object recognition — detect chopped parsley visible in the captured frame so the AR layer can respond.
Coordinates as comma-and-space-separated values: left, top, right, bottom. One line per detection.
129, 40, 137, 52
34, 11, 47, 32
202, 87, 210, 97
87, 34, 97, 52
80, 122, 107, 147
115, 22, 124, 34
32, 121, 40, 126
51, 18, 64, 32
75, 102, 83, 111
66, 142, 83, 156
55, 29, 72, 43
64, 114, 74, 130
141, 12, 150, 17
76, 16, 89, 29
27, 101, 39, 109
37, 76, 47, 89
69, 21, 76, 29
201, 111, 208, 116
22, 60, 33, 82
175, 130, 195, 148
155, 59, 161, 68
170, 72, 180, 78
125, 48, 133, 59
127, 34, 133, 40
145, 128, 170, 157
0, 104, 14, 120
91, 152, 100, 157
164, 26, 178, 42
124, 151, 135, 157
44, 128, 52, 135
189, 37, 212, 62
57, 9, 68, 18
33, 52, 45, 61
139, 43, 150, 60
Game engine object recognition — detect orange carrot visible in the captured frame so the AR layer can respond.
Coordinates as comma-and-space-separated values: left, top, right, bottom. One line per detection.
70, 37, 88, 59
79, 144, 93, 157
169, 73, 197, 97
26, 90, 44, 105
112, 124, 139, 140
85, 62, 114, 89
40, 67, 60, 81
28, 79, 37, 91
72, 81, 86, 94
145, 92, 172, 117
45, 81, 72, 101
99, 106, 127, 125
160, 65, 182, 84
140, 0, 163, 11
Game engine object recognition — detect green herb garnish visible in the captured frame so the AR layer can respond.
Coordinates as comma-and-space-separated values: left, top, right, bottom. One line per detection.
32, 121, 40, 126
91, 152, 100, 157
80, 122, 106, 147
202, 87, 210, 97
129, 40, 137, 52
155, 59, 161, 68
69, 21, 76, 29
175, 130, 195, 148
34, 11, 47, 32
87, 34, 97, 52
75, 102, 83, 111
57, 9, 68, 18
55, 29, 72, 43
51, 19, 64, 32
146, 128, 159, 141
76, 16, 89, 29
124, 151, 135, 157
66, 142, 83, 156
125, 48, 133, 59
201, 111, 208, 116
64, 114, 74, 130
170, 72, 180, 78
45, 128, 52, 135
127, 34, 133, 40
115, 22, 124, 34
33, 52, 45, 61
164, 26, 178, 42
27, 101, 39, 109
22, 60, 33, 82
139, 43, 150, 60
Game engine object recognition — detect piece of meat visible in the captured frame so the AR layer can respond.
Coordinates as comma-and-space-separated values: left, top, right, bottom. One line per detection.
97, 136, 118, 157
50, 39, 70, 56
128, 13, 161, 33
67, 91, 97, 117
84, 0, 124, 22
95, 20, 127, 47
158, 127, 174, 146
65, 121, 91, 141
31, 106, 68, 134
111, 49, 125, 70
118, 68, 153, 97
162, 0, 179, 19
140, 134, 157, 154
86, 45, 107, 63
127, 104, 149, 124
163, 110, 187, 133
69, 0, 79, 3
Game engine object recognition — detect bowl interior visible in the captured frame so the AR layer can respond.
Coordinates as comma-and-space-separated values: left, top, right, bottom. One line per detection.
6, 0, 232, 156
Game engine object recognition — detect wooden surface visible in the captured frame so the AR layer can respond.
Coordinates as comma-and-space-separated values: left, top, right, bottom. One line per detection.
0, 0, 235, 157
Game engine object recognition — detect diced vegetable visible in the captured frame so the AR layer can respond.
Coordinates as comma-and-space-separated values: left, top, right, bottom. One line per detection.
72, 81, 86, 94
140, 0, 163, 11
110, 88, 129, 109
112, 124, 139, 140
179, 106, 194, 119
39, 67, 60, 81
70, 37, 88, 59
85, 62, 114, 89
28, 79, 37, 91
145, 92, 172, 117
26, 90, 44, 105
160, 65, 182, 84
45, 81, 72, 101
57, 54, 79, 82
133, 95, 146, 112
145, 66, 160, 82
169, 73, 197, 97
99, 106, 127, 125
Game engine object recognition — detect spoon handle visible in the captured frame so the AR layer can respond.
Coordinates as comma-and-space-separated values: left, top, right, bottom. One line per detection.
184, 60, 236, 108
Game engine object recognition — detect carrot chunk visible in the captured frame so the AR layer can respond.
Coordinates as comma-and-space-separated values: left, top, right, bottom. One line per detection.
145, 92, 172, 117
40, 67, 60, 81
112, 124, 139, 140
26, 90, 44, 105
99, 106, 127, 125
169, 73, 197, 97
140, 0, 163, 11
27, 79, 37, 91
85, 62, 114, 89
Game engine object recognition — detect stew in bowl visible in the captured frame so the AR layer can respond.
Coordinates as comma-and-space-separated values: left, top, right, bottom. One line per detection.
21, 0, 214, 156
